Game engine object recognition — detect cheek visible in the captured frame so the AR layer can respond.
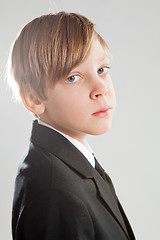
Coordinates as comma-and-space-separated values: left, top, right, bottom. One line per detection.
65, 95, 89, 123
68, 98, 87, 116
55, 94, 85, 117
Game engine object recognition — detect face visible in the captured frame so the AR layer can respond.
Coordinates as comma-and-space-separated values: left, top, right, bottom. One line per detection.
40, 38, 116, 143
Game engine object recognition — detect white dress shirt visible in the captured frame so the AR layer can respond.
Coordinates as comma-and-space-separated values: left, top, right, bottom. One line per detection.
38, 120, 95, 168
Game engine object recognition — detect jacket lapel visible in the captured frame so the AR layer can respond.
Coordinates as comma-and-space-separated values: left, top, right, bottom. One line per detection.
93, 170, 130, 239
31, 120, 130, 239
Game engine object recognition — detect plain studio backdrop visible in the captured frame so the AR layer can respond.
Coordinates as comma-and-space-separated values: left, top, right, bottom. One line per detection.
0, 0, 160, 239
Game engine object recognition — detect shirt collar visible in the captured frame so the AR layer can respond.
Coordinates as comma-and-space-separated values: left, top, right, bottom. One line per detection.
38, 120, 95, 168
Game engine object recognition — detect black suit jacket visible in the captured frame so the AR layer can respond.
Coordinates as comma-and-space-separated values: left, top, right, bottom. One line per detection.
12, 120, 135, 240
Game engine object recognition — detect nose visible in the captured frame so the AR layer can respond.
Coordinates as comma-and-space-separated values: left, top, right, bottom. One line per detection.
90, 81, 108, 100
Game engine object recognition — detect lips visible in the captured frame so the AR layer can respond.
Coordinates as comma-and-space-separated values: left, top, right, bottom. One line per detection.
93, 107, 111, 117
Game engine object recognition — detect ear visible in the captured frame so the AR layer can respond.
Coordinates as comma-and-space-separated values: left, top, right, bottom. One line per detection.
20, 92, 45, 115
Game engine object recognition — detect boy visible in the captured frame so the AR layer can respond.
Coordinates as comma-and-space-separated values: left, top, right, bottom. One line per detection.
9, 12, 135, 240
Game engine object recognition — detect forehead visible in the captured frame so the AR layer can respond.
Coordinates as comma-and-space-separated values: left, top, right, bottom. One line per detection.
73, 39, 110, 70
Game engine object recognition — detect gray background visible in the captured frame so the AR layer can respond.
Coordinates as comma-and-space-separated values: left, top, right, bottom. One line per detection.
1, 0, 160, 239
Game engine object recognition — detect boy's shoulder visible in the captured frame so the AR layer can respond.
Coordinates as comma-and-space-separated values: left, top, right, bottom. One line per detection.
14, 138, 84, 202
14, 143, 55, 203
16, 141, 67, 194
13, 120, 95, 207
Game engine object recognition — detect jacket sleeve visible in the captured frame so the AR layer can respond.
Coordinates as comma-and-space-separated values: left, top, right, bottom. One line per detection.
15, 189, 94, 240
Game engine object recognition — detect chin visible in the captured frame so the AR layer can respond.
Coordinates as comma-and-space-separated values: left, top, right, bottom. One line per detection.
89, 122, 112, 136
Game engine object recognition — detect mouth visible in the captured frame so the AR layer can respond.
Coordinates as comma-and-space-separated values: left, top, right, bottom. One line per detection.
92, 107, 112, 117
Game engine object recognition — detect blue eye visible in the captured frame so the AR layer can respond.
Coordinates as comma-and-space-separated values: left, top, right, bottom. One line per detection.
97, 66, 110, 74
66, 75, 82, 83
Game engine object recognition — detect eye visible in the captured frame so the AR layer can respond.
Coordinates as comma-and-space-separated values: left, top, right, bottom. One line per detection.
97, 66, 110, 75
66, 75, 82, 83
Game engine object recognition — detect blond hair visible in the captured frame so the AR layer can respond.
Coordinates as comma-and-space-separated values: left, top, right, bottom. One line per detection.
9, 12, 109, 100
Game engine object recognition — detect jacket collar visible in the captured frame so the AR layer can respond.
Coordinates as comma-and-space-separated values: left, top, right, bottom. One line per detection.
31, 120, 93, 178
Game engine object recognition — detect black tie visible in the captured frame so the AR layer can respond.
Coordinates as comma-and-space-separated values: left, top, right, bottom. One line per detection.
94, 156, 115, 190
94, 157, 107, 181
